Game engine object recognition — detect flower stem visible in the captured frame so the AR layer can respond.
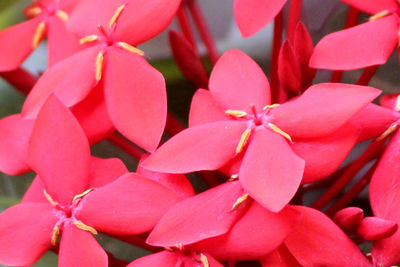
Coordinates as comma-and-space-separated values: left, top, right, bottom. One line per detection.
176, 4, 196, 46
287, 0, 302, 42
1, 67, 38, 95
166, 112, 186, 136
270, 10, 284, 103
356, 65, 379, 86
107, 132, 145, 160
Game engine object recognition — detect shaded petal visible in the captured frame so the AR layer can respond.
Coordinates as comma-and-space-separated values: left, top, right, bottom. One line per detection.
209, 49, 270, 111
22, 176, 48, 203
127, 251, 180, 267
285, 206, 371, 266
239, 128, 305, 212
88, 156, 128, 188
260, 244, 301, 267
234, 0, 287, 37
0, 114, 34, 175
0, 203, 57, 266
192, 203, 302, 260
146, 181, 247, 247
380, 92, 399, 110
58, 221, 108, 267
333, 207, 364, 229
341, 0, 398, 15
278, 41, 301, 94
271, 83, 381, 139
358, 217, 397, 241
76, 173, 180, 235
292, 123, 359, 184
22, 45, 101, 119
310, 16, 398, 70
27, 95, 91, 205
142, 121, 247, 173
189, 89, 230, 127
0, 17, 41, 71
104, 47, 166, 152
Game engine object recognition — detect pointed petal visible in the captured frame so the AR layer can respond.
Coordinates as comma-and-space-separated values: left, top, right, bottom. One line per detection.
292, 123, 359, 184
104, 48, 166, 152
234, 0, 287, 37
0, 17, 41, 71
76, 173, 180, 235
58, 221, 108, 267
0, 114, 34, 175
189, 89, 229, 127
127, 251, 180, 267
293, 22, 315, 89
358, 217, 397, 241
341, 0, 398, 15
88, 156, 128, 188
22, 177, 47, 203
0, 203, 57, 266
239, 129, 305, 212
209, 49, 270, 111
380, 92, 400, 110
285, 206, 371, 266
271, 83, 381, 139
310, 16, 398, 70
27, 95, 91, 205
260, 244, 301, 267
142, 121, 247, 173
22, 45, 101, 119
278, 41, 301, 94
137, 154, 195, 198
192, 203, 302, 260
147, 181, 247, 247
333, 207, 364, 229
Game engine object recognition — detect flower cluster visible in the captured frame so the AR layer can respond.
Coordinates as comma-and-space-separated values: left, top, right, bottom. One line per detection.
0, 0, 399, 266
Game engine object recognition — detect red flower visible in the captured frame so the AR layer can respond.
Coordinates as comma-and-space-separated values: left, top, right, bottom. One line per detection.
143, 49, 381, 212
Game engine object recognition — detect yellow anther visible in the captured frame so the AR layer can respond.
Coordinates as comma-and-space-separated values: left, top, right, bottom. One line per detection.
376, 123, 398, 141
26, 7, 42, 17
43, 190, 57, 207
73, 220, 98, 235
200, 253, 209, 267
51, 225, 60, 246
118, 42, 145, 56
79, 34, 99, 44
56, 10, 69, 22
95, 51, 104, 82
73, 188, 95, 202
263, 104, 280, 111
109, 4, 126, 28
232, 193, 250, 211
32, 21, 46, 49
369, 10, 390, 22
268, 123, 293, 143
225, 110, 248, 118
395, 95, 400, 112
228, 174, 238, 181
236, 128, 252, 154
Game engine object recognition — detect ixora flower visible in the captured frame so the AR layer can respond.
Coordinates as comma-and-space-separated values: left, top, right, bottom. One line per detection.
21, 0, 181, 152
310, 0, 400, 70
142, 49, 381, 212
0, 0, 81, 71
0, 95, 181, 266
233, 0, 287, 37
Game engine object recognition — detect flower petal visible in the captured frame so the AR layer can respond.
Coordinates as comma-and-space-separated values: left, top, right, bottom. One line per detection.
0, 114, 34, 175
22, 45, 101, 119
27, 95, 91, 205
341, 0, 398, 15
209, 49, 270, 111
146, 181, 247, 247
234, 0, 287, 37
239, 128, 305, 212
271, 83, 381, 139
142, 121, 247, 173
127, 251, 180, 267
260, 245, 301, 267
358, 217, 397, 241
76, 173, 180, 235
22, 177, 48, 203
58, 221, 108, 267
104, 47, 167, 152
380, 92, 399, 110
333, 207, 364, 229
88, 156, 128, 188
0, 203, 57, 266
310, 16, 398, 70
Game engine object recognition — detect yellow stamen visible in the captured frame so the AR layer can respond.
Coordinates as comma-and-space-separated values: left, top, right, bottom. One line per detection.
56, 10, 69, 22
51, 225, 60, 246
376, 123, 398, 141
236, 128, 252, 154
395, 95, 400, 112
26, 7, 42, 17
95, 51, 104, 82
228, 174, 238, 181
118, 42, 145, 56
32, 21, 46, 49
232, 193, 250, 211
225, 110, 248, 118
79, 34, 99, 44
268, 123, 293, 143
109, 5, 126, 28
73, 220, 98, 235
369, 10, 390, 22
200, 253, 209, 267
43, 190, 57, 207
263, 104, 280, 111
73, 188, 95, 202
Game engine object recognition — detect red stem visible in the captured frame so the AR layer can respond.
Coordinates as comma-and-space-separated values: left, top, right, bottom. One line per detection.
176, 4, 196, 46
166, 112, 186, 136
270, 10, 284, 103
356, 65, 379, 86
312, 140, 385, 210
107, 132, 145, 160
287, 0, 302, 42
186, 0, 219, 65
0, 68, 38, 94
